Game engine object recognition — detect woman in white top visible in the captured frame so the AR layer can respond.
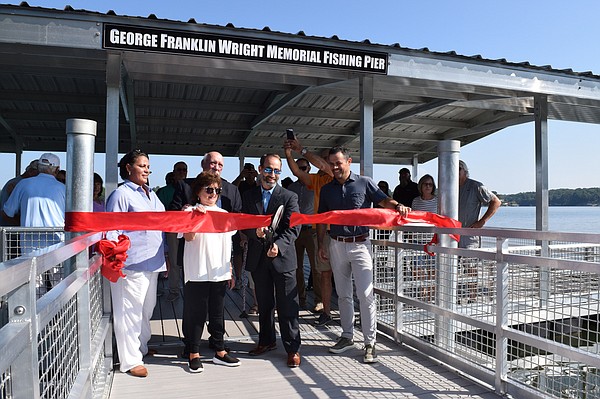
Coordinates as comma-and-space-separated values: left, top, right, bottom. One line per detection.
181, 172, 240, 372
411, 174, 438, 213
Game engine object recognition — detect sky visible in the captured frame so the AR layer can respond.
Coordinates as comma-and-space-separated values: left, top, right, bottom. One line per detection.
1, 0, 599, 194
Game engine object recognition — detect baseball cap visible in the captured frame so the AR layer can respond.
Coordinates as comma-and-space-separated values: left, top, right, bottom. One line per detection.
38, 153, 60, 168
459, 160, 469, 173
398, 167, 410, 174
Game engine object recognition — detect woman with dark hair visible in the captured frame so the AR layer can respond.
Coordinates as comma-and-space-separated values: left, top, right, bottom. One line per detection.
105, 149, 167, 378
93, 172, 105, 212
180, 172, 240, 372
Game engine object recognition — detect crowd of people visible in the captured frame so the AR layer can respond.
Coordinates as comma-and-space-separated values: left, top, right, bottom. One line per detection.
0, 143, 501, 377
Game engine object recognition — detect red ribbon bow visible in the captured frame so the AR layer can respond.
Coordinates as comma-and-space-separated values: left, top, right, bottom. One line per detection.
96, 234, 131, 282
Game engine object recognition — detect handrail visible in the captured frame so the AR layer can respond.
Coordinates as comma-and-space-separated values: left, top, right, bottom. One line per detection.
371, 224, 600, 399
0, 228, 109, 399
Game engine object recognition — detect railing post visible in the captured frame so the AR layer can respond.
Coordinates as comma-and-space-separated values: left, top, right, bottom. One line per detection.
66, 118, 97, 398
8, 257, 40, 398
394, 230, 403, 341
495, 237, 509, 395
435, 140, 460, 348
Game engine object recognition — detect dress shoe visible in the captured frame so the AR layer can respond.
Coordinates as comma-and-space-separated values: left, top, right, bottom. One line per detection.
248, 342, 276, 356
128, 365, 148, 378
287, 352, 301, 368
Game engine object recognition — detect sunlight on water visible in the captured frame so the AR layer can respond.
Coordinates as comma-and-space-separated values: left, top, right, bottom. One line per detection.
486, 206, 600, 233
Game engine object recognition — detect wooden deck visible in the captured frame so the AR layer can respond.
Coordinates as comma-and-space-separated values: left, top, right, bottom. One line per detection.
108, 274, 506, 399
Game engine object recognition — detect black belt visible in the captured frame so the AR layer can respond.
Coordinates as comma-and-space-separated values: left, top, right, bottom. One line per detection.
331, 234, 369, 243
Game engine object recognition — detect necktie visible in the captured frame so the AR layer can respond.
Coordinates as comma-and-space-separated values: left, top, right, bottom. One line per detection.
263, 190, 271, 213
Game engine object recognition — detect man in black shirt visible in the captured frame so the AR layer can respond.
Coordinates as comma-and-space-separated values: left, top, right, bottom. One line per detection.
392, 167, 419, 207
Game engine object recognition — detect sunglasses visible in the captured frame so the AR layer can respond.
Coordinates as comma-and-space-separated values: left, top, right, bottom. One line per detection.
262, 167, 282, 175
298, 166, 308, 171
203, 187, 222, 195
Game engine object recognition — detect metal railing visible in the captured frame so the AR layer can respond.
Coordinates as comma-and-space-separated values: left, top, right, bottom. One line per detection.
0, 228, 110, 399
2, 223, 600, 398
372, 226, 600, 399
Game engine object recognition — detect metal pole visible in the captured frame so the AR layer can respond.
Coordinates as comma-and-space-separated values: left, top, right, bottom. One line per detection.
435, 140, 460, 349
66, 118, 97, 398
534, 95, 550, 307
359, 76, 374, 177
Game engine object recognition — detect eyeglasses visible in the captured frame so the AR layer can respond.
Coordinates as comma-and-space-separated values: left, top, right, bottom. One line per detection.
422, 182, 434, 187
203, 187, 222, 195
298, 166, 308, 171
262, 167, 282, 175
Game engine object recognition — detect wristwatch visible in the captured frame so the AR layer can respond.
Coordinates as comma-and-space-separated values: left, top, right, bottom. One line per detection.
300, 147, 308, 156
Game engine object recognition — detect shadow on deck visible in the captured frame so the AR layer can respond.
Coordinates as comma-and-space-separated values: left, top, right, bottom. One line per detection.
108, 275, 506, 399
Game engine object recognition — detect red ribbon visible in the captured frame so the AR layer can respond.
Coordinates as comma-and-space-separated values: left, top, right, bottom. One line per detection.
96, 235, 130, 282
66, 208, 460, 256
65, 210, 271, 233
290, 208, 460, 256
290, 208, 460, 233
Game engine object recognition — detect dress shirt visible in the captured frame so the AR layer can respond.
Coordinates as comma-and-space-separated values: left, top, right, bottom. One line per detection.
105, 180, 167, 273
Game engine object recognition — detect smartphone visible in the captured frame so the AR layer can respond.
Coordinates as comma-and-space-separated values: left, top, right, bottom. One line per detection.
286, 128, 295, 140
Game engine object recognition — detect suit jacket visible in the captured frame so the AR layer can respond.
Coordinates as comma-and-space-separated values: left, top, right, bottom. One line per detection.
242, 185, 300, 274
169, 177, 241, 213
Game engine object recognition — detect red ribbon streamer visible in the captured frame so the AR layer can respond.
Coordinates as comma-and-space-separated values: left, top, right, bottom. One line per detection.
65, 211, 271, 233
96, 235, 130, 282
290, 208, 461, 256
66, 209, 460, 256
290, 208, 460, 234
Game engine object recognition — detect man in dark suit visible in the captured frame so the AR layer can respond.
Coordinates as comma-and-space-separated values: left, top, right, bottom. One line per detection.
242, 153, 302, 368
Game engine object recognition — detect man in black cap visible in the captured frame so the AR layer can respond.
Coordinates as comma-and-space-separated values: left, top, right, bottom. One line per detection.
392, 167, 419, 207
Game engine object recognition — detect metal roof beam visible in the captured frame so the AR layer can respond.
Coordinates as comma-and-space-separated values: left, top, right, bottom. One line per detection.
250, 86, 311, 129
137, 117, 250, 131
0, 114, 22, 151
0, 90, 105, 106
236, 86, 311, 155
134, 98, 264, 115
131, 72, 296, 92
443, 115, 535, 141
374, 99, 455, 128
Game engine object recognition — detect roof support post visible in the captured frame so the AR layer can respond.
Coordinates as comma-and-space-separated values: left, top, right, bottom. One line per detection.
411, 154, 419, 180
105, 52, 122, 197
435, 140, 460, 349
14, 149, 22, 178
534, 95, 550, 306
65, 119, 97, 395
534, 95, 549, 232
359, 76, 374, 177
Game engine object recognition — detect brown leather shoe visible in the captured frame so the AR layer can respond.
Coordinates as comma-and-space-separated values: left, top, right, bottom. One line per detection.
287, 352, 301, 368
128, 365, 148, 377
248, 342, 276, 356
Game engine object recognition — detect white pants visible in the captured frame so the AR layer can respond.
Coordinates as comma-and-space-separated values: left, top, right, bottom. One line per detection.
111, 270, 159, 372
328, 239, 376, 345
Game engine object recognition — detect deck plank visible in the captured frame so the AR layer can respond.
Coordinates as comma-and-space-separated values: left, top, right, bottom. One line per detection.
110, 274, 504, 399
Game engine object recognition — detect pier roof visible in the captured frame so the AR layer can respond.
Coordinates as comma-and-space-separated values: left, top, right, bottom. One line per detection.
1, 3, 600, 163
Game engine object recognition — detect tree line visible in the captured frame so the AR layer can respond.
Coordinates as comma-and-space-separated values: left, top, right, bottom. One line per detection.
497, 187, 600, 206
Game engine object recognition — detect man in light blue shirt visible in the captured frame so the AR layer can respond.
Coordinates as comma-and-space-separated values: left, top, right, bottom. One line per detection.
2, 153, 65, 254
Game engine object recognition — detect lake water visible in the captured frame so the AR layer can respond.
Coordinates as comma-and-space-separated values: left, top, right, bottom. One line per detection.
485, 206, 600, 233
